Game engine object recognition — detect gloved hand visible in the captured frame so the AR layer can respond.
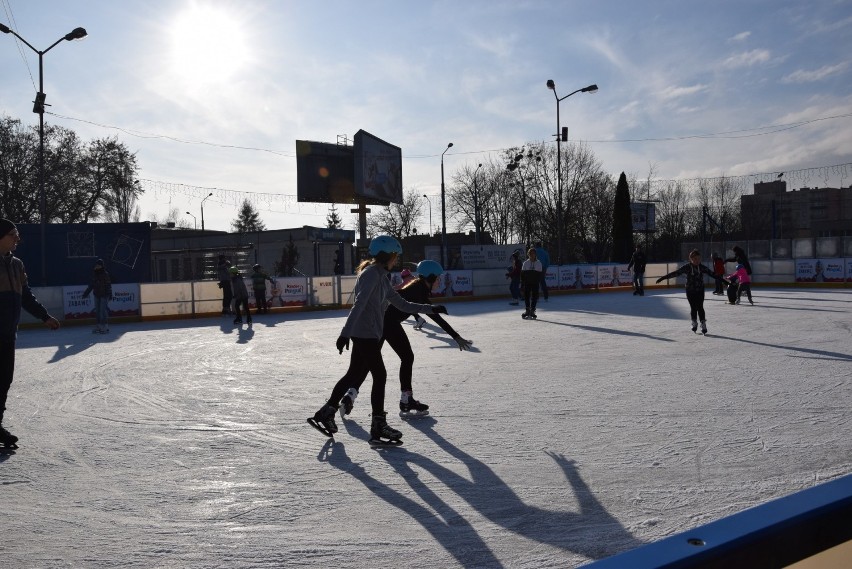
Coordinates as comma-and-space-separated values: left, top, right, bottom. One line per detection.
432, 305, 448, 315
723, 279, 732, 285
217, 282, 223, 289
452, 335, 473, 351
656, 277, 665, 284
336, 336, 350, 354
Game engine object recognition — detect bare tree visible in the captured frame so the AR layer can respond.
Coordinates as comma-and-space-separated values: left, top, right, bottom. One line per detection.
365, 188, 424, 239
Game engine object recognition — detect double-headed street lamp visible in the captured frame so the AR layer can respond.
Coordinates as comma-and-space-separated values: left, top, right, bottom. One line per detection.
185, 212, 197, 230
1, 23, 87, 285
422, 194, 433, 236
200, 192, 213, 231
440, 142, 453, 268
546, 79, 598, 265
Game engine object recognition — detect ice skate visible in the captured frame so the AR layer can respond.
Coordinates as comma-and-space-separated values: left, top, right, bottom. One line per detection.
521, 309, 530, 319
691, 319, 698, 333
399, 393, 430, 419
530, 309, 537, 320
413, 316, 426, 330
0, 425, 19, 449
370, 412, 403, 446
338, 388, 358, 421
307, 403, 339, 437
233, 317, 242, 325
700, 320, 708, 335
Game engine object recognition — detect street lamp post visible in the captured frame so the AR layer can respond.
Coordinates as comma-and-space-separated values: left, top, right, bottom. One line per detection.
440, 142, 453, 268
546, 79, 598, 265
1, 23, 87, 285
185, 212, 197, 230
422, 194, 433, 236
473, 163, 483, 245
200, 192, 213, 231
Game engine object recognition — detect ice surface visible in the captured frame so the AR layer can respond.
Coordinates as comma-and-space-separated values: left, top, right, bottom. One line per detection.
2, 288, 850, 568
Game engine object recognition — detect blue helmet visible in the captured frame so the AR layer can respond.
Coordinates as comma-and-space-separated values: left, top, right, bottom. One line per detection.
416, 260, 444, 279
368, 235, 402, 256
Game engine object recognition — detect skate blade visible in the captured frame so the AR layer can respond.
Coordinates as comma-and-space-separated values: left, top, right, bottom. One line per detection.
369, 438, 403, 448
306, 417, 335, 438
399, 410, 430, 419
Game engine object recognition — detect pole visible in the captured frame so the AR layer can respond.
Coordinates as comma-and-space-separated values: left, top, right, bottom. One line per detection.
555, 101, 562, 265
201, 192, 213, 231
38, 52, 46, 285
422, 194, 432, 236
473, 163, 482, 246
440, 143, 453, 267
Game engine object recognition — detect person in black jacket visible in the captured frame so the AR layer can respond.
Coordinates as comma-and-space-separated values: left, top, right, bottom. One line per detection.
0, 219, 60, 448
82, 259, 113, 334
338, 259, 472, 420
725, 246, 752, 276
627, 245, 647, 296
656, 249, 727, 334
216, 255, 233, 316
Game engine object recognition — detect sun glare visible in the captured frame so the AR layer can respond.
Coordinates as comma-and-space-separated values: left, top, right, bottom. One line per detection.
169, 5, 251, 86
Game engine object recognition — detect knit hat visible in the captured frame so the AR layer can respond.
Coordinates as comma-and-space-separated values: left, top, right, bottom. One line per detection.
0, 218, 17, 236
94, 258, 104, 267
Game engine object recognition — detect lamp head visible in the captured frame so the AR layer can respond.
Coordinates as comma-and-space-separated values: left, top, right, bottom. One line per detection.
546, 79, 555, 90
581, 84, 599, 93
0, 23, 11, 34
65, 27, 87, 41
447, 142, 453, 149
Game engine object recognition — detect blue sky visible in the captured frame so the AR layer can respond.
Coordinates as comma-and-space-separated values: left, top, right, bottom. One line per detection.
1, 0, 851, 232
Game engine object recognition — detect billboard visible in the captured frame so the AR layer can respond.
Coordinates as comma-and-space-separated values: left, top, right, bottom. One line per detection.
631, 202, 656, 232
354, 130, 403, 205
295, 140, 356, 204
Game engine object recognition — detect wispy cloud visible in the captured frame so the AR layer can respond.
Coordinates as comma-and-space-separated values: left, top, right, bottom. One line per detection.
659, 84, 707, 100
722, 49, 771, 69
728, 31, 751, 42
782, 63, 848, 83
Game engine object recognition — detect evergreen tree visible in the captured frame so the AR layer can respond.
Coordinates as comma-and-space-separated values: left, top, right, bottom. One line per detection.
326, 204, 342, 228
231, 198, 266, 233
611, 172, 634, 262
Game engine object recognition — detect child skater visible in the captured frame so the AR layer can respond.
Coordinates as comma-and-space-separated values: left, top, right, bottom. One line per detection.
338, 259, 473, 420
82, 259, 113, 334
656, 249, 728, 334
725, 263, 753, 305
308, 236, 447, 445
229, 266, 251, 325
397, 268, 426, 330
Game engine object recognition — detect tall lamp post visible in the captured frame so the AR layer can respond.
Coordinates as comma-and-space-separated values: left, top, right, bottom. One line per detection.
440, 142, 453, 267
546, 79, 598, 265
422, 194, 433, 236
185, 212, 197, 230
200, 192, 213, 231
473, 163, 483, 245
1, 23, 87, 285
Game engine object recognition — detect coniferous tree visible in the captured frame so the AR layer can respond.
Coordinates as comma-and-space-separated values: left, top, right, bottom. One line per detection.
231, 198, 266, 233
611, 172, 634, 262
327, 204, 342, 228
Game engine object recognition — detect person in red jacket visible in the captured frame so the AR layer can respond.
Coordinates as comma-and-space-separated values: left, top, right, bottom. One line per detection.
711, 252, 726, 295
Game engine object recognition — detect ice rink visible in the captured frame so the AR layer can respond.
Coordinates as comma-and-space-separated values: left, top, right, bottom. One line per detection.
2, 287, 851, 568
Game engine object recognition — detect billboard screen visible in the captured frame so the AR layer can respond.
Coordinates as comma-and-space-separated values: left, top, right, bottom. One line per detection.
354, 130, 402, 205
631, 202, 657, 232
295, 140, 356, 204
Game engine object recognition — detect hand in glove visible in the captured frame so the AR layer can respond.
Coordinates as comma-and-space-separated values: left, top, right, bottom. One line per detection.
432, 305, 448, 315
452, 335, 473, 351
656, 277, 665, 284
336, 336, 350, 354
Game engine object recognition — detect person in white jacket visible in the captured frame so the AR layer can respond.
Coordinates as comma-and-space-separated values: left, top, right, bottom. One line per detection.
308, 236, 447, 445
521, 247, 543, 319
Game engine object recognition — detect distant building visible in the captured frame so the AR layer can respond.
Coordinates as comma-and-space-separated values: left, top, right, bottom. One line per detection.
741, 181, 852, 239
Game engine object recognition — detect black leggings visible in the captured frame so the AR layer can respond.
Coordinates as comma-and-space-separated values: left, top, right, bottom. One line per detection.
686, 289, 706, 322
325, 338, 388, 415
348, 320, 414, 395
0, 338, 16, 424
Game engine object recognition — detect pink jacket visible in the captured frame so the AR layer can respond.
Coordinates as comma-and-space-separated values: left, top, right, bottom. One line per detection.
725, 266, 751, 284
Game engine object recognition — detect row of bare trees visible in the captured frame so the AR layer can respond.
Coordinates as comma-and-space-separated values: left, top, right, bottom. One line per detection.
0, 115, 143, 224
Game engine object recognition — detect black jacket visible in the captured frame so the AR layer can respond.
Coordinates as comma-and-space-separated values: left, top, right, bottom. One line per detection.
627, 250, 646, 273
661, 262, 720, 293
0, 253, 50, 339
385, 278, 459, 338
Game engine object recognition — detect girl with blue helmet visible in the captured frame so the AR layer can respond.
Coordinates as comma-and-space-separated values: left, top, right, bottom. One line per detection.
339, 259, 473, 420
308, 236, 448, 446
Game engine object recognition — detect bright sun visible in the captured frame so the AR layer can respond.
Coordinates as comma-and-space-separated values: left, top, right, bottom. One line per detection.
169, 4, 251, 85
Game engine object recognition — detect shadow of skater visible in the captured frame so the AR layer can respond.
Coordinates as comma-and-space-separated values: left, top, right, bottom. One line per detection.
319, 432, 502, 568
380, 418, 645, 562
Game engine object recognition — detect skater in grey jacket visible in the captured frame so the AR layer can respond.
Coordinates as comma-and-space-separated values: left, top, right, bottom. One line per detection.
309, 235, 447, 444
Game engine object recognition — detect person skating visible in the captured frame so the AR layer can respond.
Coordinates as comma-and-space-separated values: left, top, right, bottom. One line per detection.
82, 259, 113, 334
535, 245, 551, 301
229, 266, 251, 325
506, 250, 522, 305
725, 246, 752, 276
0, 219, 61, 449
308, 236, 447, 446
396, 268, 426, 330
725, 264, 754, 305
216, 255, 233, 316
656, 249, 728, 335
627, 244, 647, 296
711, 252, 726, 295
520, 248, 543, 319
339, 259, 472, 421
250, 264, 276, 315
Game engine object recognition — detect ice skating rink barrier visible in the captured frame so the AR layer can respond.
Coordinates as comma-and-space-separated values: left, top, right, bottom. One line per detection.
583, 473, 852, 569
19, 261, 852, 325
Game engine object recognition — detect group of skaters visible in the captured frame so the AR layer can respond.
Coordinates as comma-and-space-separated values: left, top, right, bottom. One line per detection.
216, 255, 277, 325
